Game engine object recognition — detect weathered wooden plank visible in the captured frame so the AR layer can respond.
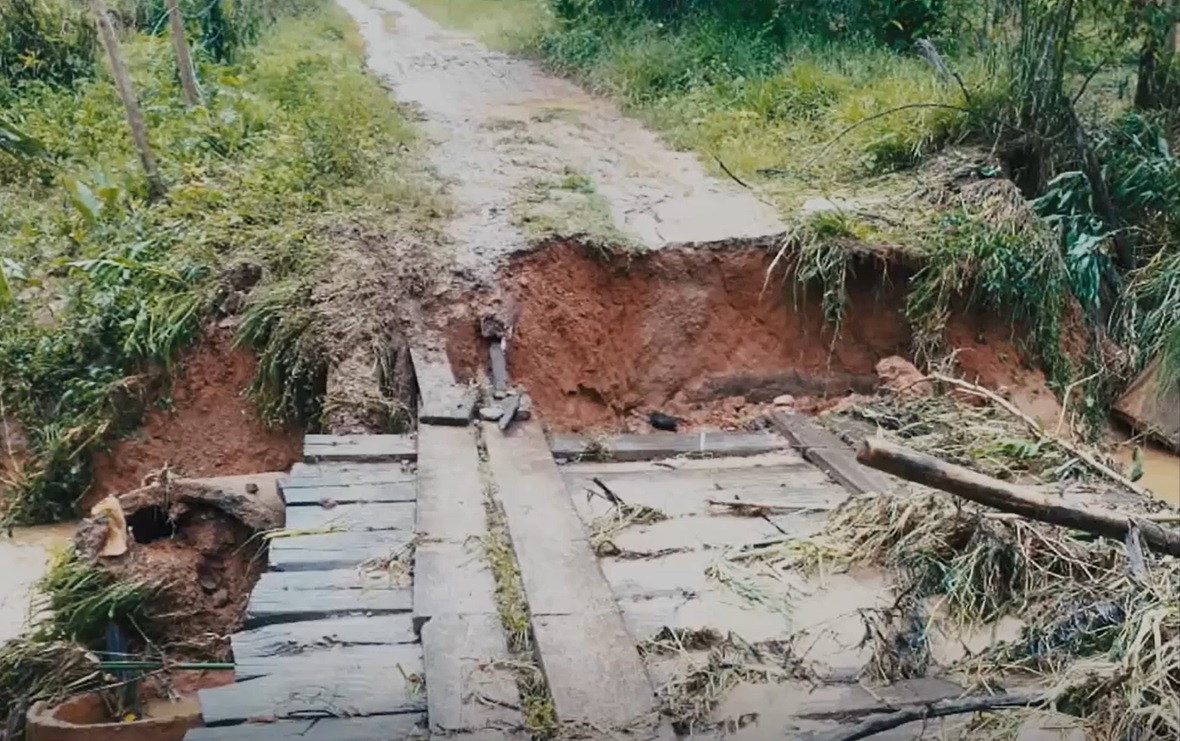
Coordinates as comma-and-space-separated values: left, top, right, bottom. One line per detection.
283, 465, 415, 489
560, 451, 806, 473
563, 466, 846, 521
488, 341, 508, 391
768, 411, 894, 495
303, 434, 417, 463
280, 481, 417, 506
484, 421, 615, 616
411, 348, 476, 427
532, 611, 656, 727
420, 614, 518, 732
283, 502, 415, 533
184, 714, 424, 741
246, 571, 411, 628
415, 426, 487, 542
484, 421, 655, 727
198, 646, 425, 725
551, 431, 787, 462
231, 615, 417, 659
412, 542, 498, 633
268, 530, 415, 572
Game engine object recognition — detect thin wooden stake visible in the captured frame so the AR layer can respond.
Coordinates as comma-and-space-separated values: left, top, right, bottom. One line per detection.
90, 0, 166, 202
165, 0, 200, 107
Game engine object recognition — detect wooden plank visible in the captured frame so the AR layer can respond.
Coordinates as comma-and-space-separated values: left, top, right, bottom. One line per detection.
411, 348, 476, 427
268, 530, 414, 572
280, 481, 417, 506
412, 542, 498, 633
768, 411, 893, 495
303, 434, 417, 463
550, 431, 787, 462
251, 568, 407, 592
283, 502, 415, 533
532, 611, 656, 727
184, 714, 424, 741
283, 465, 415, 489
231, 615, 417, 659
420, 614, 519, 732
561, 451, 806, 473
246, 571, 411, 628
488, 341, 508, 391
198, 646, 425, 725
233, 644, 423, 681
484, 421, 615, 616
483, 421, 655, 727
415, 425, 487, 542
563, 466, 845, 520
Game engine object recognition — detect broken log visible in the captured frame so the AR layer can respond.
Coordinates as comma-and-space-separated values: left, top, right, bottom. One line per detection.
857, 437, 1180, 558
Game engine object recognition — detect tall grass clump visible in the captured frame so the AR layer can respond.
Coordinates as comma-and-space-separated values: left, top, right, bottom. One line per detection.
0, 0, 97, 87
0, 0, 436, 526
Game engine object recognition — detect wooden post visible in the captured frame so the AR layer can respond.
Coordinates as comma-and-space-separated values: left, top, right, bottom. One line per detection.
165, 0, 200, 107
90, 0, 166, 202
856, 437, 1180, 558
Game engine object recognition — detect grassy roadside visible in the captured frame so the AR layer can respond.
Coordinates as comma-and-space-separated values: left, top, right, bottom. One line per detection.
0, 0, 445, 526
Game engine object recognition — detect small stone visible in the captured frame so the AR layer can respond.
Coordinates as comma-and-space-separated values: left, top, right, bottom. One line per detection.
517, 393, 534, 420
772, 394, 795, 407
211, 588, 230, 608
493, 390, 508, 400
479, 406, 504, 421
245, 482, 259, 494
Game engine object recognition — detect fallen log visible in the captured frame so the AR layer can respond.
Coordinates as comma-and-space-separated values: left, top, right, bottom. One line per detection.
857, 437, 1180, 558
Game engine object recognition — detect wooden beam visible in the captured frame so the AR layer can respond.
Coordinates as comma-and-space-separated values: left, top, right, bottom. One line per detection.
857, 437, 1180, 557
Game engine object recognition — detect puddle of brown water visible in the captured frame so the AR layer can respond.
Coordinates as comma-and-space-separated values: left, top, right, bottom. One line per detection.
1116, 444, 1180, 507
0, 522, 77, 640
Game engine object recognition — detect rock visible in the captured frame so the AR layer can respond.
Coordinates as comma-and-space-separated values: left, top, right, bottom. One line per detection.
518, 393, 534, 421
211, 588, 230, 608
772, 394, 795, 407
875, 356, 932, 399
479, 406, 504, 421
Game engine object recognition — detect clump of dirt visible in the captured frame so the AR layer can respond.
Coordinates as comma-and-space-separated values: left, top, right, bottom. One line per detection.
448, 242, 1068, 432
75, 484, 270, 664
90, 330, 302, 503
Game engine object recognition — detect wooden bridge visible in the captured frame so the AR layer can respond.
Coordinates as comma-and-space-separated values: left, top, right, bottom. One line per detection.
182, 351, 974, 741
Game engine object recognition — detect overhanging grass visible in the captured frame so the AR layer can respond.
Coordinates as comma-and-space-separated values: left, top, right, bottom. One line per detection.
0, 1, 442, 525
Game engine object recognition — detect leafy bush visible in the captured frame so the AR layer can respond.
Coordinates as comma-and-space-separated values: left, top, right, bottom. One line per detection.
0, 2, 429, 525
0, 0, 98, 86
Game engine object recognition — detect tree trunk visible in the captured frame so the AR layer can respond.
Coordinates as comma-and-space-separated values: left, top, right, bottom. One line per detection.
166, 0, 200, 107
856, 437, 1180, 558
90, 0, 166, 202
1135, 0, 1178, 110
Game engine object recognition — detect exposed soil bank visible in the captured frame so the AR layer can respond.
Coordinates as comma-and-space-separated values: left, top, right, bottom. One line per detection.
90, 331, 302, 503
448, 242, 1064, 432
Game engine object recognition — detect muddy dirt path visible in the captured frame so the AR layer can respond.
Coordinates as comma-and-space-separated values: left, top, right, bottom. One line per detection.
340, 0, 783, 285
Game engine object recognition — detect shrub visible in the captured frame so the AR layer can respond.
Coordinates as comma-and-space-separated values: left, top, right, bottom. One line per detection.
0, 0, 98, 86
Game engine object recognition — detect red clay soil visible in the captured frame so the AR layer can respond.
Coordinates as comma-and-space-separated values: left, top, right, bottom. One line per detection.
89, 331, 301, 504
448, 242, 1067, 432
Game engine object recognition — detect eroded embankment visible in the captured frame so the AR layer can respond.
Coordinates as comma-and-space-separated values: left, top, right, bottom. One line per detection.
448, 241, 1065, 432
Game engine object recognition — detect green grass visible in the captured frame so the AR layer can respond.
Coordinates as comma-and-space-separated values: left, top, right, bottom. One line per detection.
0, 1, 442, 525
401, 0, 551, 49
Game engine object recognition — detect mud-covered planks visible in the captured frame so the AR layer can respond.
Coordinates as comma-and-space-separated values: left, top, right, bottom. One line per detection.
768, 411, 893, 495
231, 614, 417, 659
268, 529, 415, 572
551, 431, 788, 462
246, 570, 411, 628
303, 434, 417, 463
185, 714, 425, 740
197, 645, 426, 725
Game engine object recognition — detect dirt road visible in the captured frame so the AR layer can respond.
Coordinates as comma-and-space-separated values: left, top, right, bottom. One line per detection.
339, 0, 783, 285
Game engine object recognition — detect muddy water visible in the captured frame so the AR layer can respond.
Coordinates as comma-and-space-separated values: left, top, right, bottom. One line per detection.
1117, 444, 1180, 507
0, 522, 76, 641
